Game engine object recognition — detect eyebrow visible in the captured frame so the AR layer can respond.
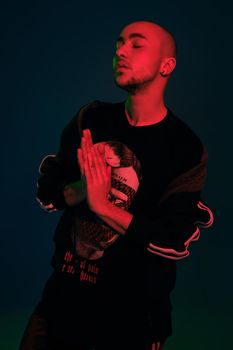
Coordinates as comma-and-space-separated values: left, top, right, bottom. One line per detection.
116, 32, 148, 43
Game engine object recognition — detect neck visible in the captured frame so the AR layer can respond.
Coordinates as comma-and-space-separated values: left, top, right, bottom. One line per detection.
125, 81, 167, 126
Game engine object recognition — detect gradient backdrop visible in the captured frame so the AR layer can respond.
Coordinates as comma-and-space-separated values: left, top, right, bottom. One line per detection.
1, 0, 231, 349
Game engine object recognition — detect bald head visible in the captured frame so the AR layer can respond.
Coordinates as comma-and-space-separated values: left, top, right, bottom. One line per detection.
122, 20, 177, 59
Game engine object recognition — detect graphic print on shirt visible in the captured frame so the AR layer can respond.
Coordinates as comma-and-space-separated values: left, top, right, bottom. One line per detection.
60, 250, 100, 284
72, 141, 142, 260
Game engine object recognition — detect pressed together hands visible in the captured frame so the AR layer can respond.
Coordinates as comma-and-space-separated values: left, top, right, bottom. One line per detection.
63, 129, 132, 234
78, 129, 113, 215
64, 129, 111, 215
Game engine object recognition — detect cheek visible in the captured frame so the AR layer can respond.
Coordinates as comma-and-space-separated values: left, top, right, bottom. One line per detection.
133, 54, 156, 74
133, 53, 149, 68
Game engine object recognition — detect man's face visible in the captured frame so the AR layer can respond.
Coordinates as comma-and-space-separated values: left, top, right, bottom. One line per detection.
112, 22, 164, 91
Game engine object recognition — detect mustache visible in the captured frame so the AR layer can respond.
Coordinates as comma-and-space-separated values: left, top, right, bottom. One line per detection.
113, 57, 131, 69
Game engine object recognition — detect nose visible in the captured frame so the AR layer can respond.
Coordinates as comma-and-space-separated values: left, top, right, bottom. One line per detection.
115, 43, 128, 59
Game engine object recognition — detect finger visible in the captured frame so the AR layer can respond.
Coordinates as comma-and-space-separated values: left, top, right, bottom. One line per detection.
84, 129, 93, 148
97, 143, 105, 156
92, 145, 107, 179
81, 135, 91, 165
81, 136, 86, 160
93, 143, 106, 166
84, 154, 92, 182
87, 151, 97, 179
83, 129, 93, 151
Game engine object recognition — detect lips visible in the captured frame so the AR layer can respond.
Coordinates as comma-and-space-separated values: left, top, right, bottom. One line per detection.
115, 60, 130, 70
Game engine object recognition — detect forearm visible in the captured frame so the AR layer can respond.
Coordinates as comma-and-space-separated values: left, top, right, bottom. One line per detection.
97, 201, 133, 235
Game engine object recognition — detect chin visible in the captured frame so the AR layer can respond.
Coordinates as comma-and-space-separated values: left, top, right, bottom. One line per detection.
114, 78, 140, 94
117, 83, 140, 94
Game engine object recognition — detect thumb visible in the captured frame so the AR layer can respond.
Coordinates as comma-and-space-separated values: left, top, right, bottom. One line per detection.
107, 165, 112, 187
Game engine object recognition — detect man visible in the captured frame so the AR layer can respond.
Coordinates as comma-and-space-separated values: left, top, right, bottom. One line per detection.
19, 21, 214, 350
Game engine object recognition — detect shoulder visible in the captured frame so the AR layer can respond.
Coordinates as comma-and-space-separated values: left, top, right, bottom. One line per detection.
167, 109, 207, 171
59, 100, 123, 141
74, 100, 124, 134
60, 101, 102, 139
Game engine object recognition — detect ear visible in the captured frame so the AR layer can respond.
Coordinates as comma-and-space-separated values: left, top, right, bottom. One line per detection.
160, 57, 176, 77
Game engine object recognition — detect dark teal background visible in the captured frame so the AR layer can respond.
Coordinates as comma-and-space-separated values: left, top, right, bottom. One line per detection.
1, 0, 231, 349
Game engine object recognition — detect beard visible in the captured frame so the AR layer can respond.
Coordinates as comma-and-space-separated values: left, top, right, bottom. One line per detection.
114, 72, 156, 94
115, 81, 139, 94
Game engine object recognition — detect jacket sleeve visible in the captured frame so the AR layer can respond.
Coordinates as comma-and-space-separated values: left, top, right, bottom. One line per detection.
36, 153, 68, 212
125, 148, 214, 260
36, 111, 83, 212
35, 100, 107, 212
